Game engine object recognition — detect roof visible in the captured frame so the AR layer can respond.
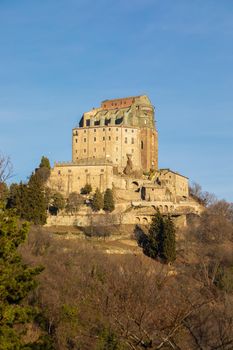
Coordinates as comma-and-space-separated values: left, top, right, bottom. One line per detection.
157, 168, 189, 179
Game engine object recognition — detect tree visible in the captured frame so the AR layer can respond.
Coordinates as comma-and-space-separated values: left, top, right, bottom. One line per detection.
0, 153, 13, 183
81, 183, 92, 195
49, 192, 65, 215
0, 182, 8, 208
66, 192, 83, 214
160, 216, 176, 263
0, 209, 49, 348
144, 211, 176, 263
103, 189, 115, 212
39, 156, 51, 170
92, 188, 104, 212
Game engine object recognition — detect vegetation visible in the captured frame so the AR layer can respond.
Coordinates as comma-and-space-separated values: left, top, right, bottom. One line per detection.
0, 209, 52, 349
92, 188, 104, 211
144, 211, 176, 263
81, 183, 92, 194
103, 188, 115, 212
66, 192, 84, 214
49, 191, 65, 215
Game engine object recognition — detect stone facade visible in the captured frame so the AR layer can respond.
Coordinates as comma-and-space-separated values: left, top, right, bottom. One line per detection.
72, 95, 158, 172
47, 94, 202, 226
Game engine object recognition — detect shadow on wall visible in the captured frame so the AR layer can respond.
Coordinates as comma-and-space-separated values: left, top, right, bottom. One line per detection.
134, 224, 148, 250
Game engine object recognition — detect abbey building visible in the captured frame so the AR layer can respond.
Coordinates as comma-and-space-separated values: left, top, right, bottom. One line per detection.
48, 95, 200, 225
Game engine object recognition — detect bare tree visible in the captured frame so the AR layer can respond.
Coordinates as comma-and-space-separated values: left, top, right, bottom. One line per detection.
0, 153, 13, 182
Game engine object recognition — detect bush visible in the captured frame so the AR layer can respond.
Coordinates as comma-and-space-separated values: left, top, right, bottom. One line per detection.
81, 183, 92, 195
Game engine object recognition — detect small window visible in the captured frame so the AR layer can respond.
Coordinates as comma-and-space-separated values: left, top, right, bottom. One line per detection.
141, 141, 143, 149
75, 138, 77, 143
58, 170, 61, 175
101, 169, 104, 172
109, 128, 111, 131
131, 138, 134, 144
116, 136, 118, 141
132, 149, 134, 153
125, 137, 127, 144
103, 128, 105, 131
116, 147, 118, 151
125, 129, 127, 132
84, 149, 87, 153
109, 136, 111, 140
116, 158, 118, 162
68, 169, 71, 173
103, 136, 105, 141
85, 169, 88, 173
132, 130, 134, 133
94, 137, 96, 142
84, 130, 86, 133
116, 128, 118, 131
94, 129, 96, 132
84, 138, 86, 142
75, 150, 77, 153
94, 148, 96, 152
103, 147, 105, 151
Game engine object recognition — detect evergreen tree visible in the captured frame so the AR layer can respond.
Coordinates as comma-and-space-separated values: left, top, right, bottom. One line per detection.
0, 209, 49, 348
26, 173, 48, 224
103, 189, 115, 212
39, 156, 51, 169
144, 210, 163, 259
144, 211, 176, 263
92, 188, 104, 211
160, 216, 176, 263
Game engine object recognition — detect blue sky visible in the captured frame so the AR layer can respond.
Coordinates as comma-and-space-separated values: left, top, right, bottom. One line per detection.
0, 0, 233, 201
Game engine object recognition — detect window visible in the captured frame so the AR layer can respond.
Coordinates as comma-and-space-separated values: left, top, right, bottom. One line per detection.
84, 130, 86, 133
85, 169, 88, 173
116, 128, 118, 131
132, 149, 134, 153
109, 136, 111, 140
84, 149, 87, 153
84, 138, 86, 142
125, 129, 127, 132
141, 141, 144, 149
75, 138, 77, 143
131, 138, 134, 144
68, 169, 71, 173
116, 147, 118, 151
116, 136, 118, 141
103, 136, 105, 141
116, 158, 118, 162
103, 147, 105, 151
103, 128, 105, 131
125, 137, 127, 144
94, 148, 96, 152
94, 137, 96, 142
75, 150, 77, 153
94, 129, 96, 132
101, 169, 104, 172
58, 170, 61, 175
132, 130, 134, 133
109, 128, 111, 131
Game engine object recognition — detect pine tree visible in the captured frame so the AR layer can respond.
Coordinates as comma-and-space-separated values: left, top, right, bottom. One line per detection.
103, 188, 115, 212
92, 188, 104, 211
81, 183, 92, 195
0, 209, 48, 348
26, 173, 48, 224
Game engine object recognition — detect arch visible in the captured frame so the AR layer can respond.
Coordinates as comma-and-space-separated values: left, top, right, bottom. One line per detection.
135, 217, 140, 224
164, 205, 169, 213
159, 205, 163, 213
142, 217, 148, 225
